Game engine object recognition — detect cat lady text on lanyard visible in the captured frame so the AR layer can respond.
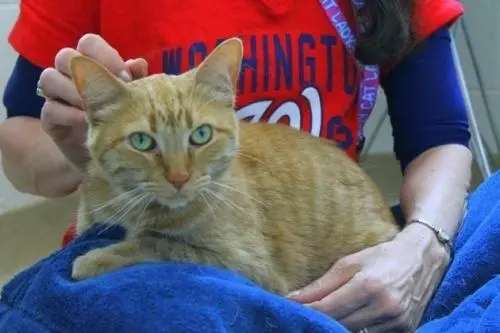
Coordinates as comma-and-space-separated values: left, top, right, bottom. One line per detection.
318, 0, 380, 150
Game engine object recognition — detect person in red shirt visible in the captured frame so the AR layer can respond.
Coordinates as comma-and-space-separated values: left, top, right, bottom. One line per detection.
0, 0, 472, 331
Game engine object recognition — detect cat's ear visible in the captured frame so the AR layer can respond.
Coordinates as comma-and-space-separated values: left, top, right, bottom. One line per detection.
195, 38, 243, 107
70, 55, 128, 123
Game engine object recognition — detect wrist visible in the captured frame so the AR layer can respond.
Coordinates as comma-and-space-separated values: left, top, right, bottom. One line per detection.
396, 222, 451, 266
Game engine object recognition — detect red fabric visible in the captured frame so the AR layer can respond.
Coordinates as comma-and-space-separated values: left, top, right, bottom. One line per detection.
413, 0, 464, 42
8, 0, 463, 247
62, 221, 77, 247
9, 0, 100, 68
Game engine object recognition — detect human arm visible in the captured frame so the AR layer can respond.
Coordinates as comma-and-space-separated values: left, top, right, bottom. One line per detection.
0, 0, 98, 197
386, 23, 471, 253
288, 23, 471, 332
1, 51, 147, 197
0, 0, 147, 197
0, 116, 83, 197
0, 54, 83, 197
390, 24, 471, 241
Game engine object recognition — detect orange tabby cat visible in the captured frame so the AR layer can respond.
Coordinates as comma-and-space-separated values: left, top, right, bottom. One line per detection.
70, 38, 399, 295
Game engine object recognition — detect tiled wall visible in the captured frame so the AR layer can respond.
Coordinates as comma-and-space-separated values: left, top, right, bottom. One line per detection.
0, 0, 499, 212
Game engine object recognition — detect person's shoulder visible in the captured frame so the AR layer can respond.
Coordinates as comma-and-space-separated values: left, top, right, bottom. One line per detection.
412, 0, 464, 42
380, 0, 462, 74
8, 0, 100, 68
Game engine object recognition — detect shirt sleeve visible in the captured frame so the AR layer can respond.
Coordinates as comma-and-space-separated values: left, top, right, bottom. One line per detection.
412, 0, 464, 43
8, 0, 100, 69
3, 56, 44, 118
380, 0, 464, 75
381, 27, 470, 172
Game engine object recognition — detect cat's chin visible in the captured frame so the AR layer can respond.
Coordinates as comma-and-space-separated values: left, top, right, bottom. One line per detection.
156, 196, 191, 210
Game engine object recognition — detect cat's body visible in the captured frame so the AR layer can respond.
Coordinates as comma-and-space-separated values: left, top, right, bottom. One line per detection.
71, 38, 399, 295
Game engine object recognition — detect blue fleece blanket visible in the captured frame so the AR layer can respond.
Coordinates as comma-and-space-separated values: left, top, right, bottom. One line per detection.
417, 171, 500, 332
1, 173, 500, 333
0, 226, 347, 333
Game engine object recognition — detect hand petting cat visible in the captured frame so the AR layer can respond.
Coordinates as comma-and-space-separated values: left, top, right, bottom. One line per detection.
37, 34, 148, 171
288, 222, 450, 333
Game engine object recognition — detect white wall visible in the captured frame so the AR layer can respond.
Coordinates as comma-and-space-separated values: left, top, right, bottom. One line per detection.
0, 0, 499, 213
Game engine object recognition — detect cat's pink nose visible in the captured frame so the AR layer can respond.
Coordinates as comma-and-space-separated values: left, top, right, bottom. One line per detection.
167, 173, 190, 190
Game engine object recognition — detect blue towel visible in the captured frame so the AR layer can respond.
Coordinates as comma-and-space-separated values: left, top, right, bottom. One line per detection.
0, 225, 348, 333
2, 172, 500, 332
417, 171, 500, 332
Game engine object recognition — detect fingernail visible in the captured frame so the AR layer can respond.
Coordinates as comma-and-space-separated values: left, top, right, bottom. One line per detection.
119, 70, 132, 82
286, 290, 301, 298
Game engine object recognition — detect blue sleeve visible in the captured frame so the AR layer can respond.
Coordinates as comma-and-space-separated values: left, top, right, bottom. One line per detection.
381, 26, 470, 172
3, 55, 45, 119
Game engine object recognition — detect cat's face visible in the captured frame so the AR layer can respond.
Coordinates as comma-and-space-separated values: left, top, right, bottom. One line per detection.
71, 38, 243, 209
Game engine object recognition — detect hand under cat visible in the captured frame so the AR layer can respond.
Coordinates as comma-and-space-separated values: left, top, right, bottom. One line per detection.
288, 224, 450, 332
38, 34, 148, 172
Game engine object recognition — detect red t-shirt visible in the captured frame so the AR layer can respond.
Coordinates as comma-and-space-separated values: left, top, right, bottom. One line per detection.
8, 0, 463, 245
9, 0, 464, 157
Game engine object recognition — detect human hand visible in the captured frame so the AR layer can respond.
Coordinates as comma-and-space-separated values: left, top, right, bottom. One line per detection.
38, 34, 148, 171
288, 224, 450, 332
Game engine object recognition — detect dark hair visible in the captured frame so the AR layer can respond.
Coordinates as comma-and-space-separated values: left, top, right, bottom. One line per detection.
355, 0, 415, 65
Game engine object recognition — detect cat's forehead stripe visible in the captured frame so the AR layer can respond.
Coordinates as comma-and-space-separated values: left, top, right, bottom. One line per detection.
167, 106, 177, 126
141, 74, 199, 129
148, 98, 157, 133
180, 93, 194, 128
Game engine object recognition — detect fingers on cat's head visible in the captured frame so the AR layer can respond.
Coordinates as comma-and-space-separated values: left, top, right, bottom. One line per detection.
70, 55, 128, 122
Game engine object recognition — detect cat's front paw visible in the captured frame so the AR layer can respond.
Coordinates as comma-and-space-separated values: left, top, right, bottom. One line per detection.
72, 249, 128, 280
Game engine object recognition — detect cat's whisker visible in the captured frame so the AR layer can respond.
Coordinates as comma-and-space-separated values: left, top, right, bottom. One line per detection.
191, 174, 212, 189
96, 201, 134, 235
104, 193, 152, 236
129, 195, 156, 234
100, 192, 148, 229
202, 187, 246, 214
199, 190, 217, 221
209, 180, 267, 207
138, 195, 155, 217
91, 191, 147, 235
194, 179, 211, 188
237, 151, 264, 164
87, 188, 143, 215
115, 193, 152, 225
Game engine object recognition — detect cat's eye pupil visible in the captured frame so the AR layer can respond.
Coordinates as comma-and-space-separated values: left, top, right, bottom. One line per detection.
190, 124, 213, 146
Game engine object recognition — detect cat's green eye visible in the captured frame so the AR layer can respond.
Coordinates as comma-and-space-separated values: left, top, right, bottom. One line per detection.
129, 132, 157, 152
189, 124, 213, 146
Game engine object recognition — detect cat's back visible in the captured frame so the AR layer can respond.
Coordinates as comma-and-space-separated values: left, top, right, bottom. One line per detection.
237, 120, 396, 234
238, 121, 362, 181
237, 122, 398, 291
